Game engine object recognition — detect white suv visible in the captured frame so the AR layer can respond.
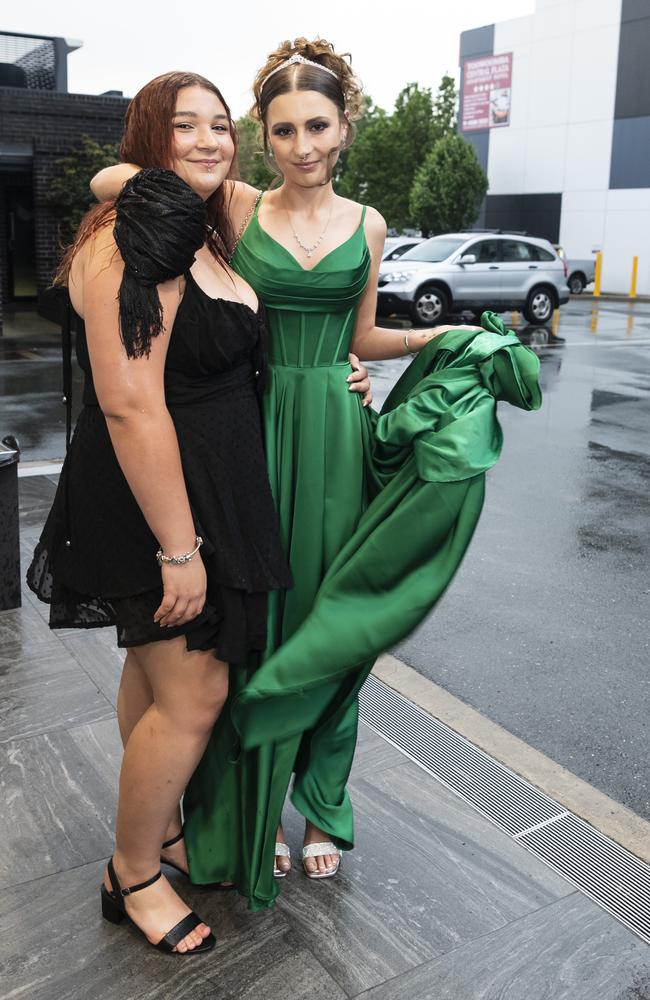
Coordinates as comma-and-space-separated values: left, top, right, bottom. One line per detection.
377, 232, 569, 325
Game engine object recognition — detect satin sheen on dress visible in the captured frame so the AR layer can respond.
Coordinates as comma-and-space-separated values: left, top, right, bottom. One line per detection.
182, 198, 541, 911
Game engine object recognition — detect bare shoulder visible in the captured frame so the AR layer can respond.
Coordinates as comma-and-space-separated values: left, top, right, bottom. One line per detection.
226, 179, 261, 210
363, 205, 387, 239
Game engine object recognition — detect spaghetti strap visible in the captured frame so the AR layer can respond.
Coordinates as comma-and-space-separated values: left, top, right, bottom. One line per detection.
230, 190, 263, 261
360, 204, 367, 225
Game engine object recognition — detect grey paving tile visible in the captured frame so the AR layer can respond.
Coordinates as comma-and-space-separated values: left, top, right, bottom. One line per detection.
350, 722, 409, 777
357, 893, 650, 1000
61, 629, 123, 707
0, 642, 114, 744
0, 597, 51, 646
0, 860, 347, 1000
277, 759, 572, 997
18, 475, 57, 515
0, 718, 121, 890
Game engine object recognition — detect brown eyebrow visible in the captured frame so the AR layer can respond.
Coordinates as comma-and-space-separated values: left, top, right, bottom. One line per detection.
271, 116, 331, 129
172, 112, 229, 120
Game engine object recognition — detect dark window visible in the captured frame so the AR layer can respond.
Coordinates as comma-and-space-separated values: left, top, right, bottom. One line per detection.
531, 244, 555, 261
472, 239, 501, 263
501, 240, 533, 262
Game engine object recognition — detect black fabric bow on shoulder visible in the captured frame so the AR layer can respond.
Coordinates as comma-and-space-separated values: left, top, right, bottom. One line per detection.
113, 167, 207, 358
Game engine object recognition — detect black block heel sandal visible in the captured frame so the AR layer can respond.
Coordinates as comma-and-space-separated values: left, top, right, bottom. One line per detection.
160, 828, 186, 875
161, 827, 237, 891
100, 857, 216, 955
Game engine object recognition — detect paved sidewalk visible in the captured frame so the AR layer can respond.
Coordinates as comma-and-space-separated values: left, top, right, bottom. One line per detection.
0, 475, 648, 1000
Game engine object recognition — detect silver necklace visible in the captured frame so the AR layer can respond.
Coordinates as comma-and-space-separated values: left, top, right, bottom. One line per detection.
285, 199, 334, 258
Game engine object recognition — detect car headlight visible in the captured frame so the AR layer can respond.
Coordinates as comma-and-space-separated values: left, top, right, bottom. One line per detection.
382, 270, 416, 283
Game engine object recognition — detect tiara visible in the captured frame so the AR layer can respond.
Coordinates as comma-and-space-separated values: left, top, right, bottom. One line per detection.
260, 53, 339, 92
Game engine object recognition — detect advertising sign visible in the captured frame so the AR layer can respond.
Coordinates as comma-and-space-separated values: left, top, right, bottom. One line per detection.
461, 52, 513, 132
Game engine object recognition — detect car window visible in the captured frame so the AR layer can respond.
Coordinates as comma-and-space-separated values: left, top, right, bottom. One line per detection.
531, 245, 556, 261
470, 239, 502, 263
400, 237, 466, 262
385, 242, 417, 261
501, 240, 533, 262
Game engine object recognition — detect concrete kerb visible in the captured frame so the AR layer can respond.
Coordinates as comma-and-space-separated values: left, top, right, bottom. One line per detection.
374, 653, 650, 866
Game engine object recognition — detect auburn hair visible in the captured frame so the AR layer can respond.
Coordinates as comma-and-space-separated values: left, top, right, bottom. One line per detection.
55, 71, 238, 284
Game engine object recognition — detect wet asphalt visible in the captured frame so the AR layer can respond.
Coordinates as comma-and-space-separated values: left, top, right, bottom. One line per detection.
1, 299, 649, 820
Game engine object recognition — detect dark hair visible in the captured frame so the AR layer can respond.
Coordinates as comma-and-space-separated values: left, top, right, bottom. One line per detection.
251, 37, 364, 160
55, 71, 237, 284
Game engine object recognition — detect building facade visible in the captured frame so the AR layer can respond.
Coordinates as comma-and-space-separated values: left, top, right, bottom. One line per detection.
0, 31, 128, 333
459, 0, 650, 294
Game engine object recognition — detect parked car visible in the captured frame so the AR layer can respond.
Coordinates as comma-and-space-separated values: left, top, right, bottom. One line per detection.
382, 236, 426, 262
377, 232, 570, 325
554, 246, 596, 294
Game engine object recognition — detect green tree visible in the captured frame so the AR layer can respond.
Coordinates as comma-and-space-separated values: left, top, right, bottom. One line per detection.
431, 73, 457, 139
409, 134, 489, 236
235, 114, 276, 189
339, 77, 459, 231
44, 134, 120, 242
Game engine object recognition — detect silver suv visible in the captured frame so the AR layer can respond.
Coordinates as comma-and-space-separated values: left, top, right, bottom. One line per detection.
377, 232, 570, 326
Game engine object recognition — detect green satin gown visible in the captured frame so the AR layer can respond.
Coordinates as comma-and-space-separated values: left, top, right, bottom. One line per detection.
183, 196, 542, 912
183, 198, 374, 910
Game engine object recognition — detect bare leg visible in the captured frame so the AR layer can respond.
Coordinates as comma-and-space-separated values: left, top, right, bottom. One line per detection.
104, 636, 228, 952
117, 650, 184, 860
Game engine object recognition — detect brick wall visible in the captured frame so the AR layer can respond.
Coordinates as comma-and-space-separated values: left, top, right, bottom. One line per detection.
0, 87, 129, 330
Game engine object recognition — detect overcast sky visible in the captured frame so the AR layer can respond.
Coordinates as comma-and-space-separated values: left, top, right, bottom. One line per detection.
3, 0, 535, 117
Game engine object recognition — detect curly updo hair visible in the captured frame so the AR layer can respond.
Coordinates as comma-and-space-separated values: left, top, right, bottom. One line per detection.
251, 37, 365, 154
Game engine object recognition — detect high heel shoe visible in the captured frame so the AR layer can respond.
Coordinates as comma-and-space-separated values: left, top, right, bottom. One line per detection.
100, 857, 216, 955
302, 842, 342, 880
160, 828, 186, 875
274, 842, 291, 878
161, 828, 236, 891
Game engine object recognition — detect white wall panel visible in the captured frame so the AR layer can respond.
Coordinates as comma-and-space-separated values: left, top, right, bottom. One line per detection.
524, 125, 568, 191
600, 209, 650, 293
574, 0, 622, 30
493, 15, 534, 51
533, 2, 577, 40
607, 189, 650, 212
559, 209, 606, 258
564, 119, 614, 190
568, 25, 621, 123
527, 35, 573, 126
486, 127, 527, 194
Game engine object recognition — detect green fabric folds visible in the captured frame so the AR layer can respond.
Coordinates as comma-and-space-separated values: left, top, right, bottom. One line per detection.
231, 312, 541, 748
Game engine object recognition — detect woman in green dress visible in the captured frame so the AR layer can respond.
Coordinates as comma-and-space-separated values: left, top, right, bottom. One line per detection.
184, 37, 471, 894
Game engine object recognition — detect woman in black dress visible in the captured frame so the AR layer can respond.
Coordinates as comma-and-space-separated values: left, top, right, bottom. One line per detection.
27, 74, 291, 954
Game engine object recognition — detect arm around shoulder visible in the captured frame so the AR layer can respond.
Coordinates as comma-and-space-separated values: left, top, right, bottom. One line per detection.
90, 163, 141, 202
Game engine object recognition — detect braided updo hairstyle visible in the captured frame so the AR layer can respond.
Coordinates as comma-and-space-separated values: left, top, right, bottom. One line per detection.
251, 37, 365, 162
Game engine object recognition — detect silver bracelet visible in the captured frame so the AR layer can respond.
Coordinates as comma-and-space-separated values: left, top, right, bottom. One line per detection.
156, 535, 203, 567
404, 332, 417, 357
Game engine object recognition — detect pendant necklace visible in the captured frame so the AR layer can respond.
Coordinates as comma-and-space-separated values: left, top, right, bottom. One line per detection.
285, 198, 334, 259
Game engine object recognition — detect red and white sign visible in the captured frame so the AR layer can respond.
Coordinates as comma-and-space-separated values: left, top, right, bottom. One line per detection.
461, 52, 513, 132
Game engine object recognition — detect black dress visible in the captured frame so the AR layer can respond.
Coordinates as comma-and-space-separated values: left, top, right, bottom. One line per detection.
27, 271, 292, 663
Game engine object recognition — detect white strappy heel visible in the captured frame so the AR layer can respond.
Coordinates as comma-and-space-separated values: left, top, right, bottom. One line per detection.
302, 842, 342, 879
273, 842, 291, 878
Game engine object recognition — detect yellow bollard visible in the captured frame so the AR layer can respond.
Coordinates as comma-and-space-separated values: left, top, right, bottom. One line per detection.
593, 252, 603, 297
630, 256, 638, 298
552, 309, 560, 338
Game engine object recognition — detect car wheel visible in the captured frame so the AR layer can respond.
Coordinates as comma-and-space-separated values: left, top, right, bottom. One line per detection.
569, 273, 585, 295
411, 286, 449, 326
523, 287, 555, 324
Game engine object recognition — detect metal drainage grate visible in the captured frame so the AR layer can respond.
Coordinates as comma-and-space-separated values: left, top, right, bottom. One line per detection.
359, 672, 650, 944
